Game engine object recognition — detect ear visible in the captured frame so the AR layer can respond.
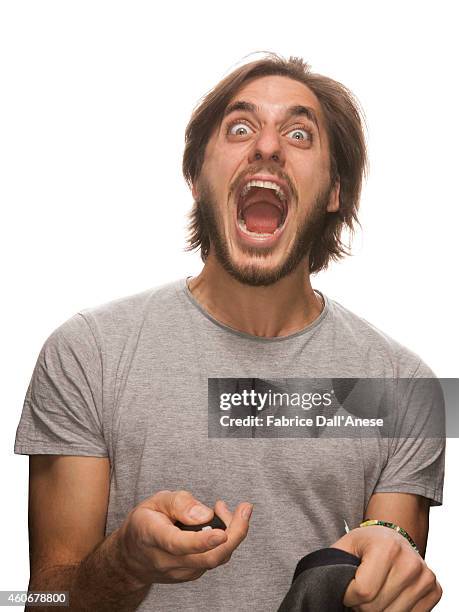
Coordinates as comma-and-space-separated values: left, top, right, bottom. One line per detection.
192, 183, 199, 201
326, 178, 340, 213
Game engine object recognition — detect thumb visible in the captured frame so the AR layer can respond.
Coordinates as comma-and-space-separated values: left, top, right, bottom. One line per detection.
141, 489, 214, 525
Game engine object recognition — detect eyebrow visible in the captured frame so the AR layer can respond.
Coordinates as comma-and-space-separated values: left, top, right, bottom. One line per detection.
223, 100, 320, 131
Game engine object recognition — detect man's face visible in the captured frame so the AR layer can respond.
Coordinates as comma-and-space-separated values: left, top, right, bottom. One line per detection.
193, 75, 339, 286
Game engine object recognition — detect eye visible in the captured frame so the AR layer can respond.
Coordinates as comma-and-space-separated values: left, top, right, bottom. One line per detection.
286, 127, 313, 142
227, 121, 254, 137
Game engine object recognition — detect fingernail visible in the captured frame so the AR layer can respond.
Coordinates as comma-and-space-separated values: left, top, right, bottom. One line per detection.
242, 504, 253, 520
220, 500, 229, 512
188, 504, 210, 521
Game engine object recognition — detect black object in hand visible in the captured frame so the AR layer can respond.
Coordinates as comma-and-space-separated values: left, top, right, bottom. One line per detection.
175, 514, 227, 531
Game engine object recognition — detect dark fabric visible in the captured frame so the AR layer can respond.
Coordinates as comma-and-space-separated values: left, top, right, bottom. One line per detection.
277, 547, 360, 612
292, 547, 361, 583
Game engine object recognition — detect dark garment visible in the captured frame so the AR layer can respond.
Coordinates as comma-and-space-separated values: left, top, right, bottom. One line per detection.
278, 548, 360, 612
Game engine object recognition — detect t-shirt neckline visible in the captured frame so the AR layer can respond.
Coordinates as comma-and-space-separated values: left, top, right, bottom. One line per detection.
180, 276, 329, 343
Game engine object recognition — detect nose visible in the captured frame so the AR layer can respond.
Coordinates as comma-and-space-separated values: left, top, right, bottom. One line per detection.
248, 126, 286, 166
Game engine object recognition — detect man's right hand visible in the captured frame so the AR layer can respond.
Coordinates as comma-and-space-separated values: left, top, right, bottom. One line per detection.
117, 490, 253, 586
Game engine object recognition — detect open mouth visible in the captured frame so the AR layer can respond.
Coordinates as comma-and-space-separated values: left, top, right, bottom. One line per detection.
236, 179, 289, 240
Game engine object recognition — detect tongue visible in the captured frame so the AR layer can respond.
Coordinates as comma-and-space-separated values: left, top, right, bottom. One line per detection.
243, 202, 282, 233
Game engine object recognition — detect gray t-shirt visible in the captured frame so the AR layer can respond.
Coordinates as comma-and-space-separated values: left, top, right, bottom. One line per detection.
14, 277, 445, 612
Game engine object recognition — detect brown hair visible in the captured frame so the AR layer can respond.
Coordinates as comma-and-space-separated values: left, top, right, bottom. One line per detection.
183, 52, 368, 273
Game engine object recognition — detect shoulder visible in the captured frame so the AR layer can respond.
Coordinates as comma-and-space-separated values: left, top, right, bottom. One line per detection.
324, 295, 436, 379
48, 278, 184, 354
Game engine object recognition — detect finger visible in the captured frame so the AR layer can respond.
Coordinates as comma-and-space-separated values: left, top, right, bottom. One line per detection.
343, 536, 404, 607
144, 489, 215, 525
356, 556, 424, 610
411, 580, 443, 612
384, 572, 441, 612
134, 506, 227, 555
158, 567, 206, 584
176, 502, 253, 571
214, 499, 233, 527
212, 502, 253, 556
138, 544, 207, 583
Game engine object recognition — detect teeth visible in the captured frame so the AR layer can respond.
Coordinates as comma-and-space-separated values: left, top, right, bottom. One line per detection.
240, 179, 287, 202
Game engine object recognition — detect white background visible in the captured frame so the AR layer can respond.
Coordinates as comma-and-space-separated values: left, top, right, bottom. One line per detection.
1, 0, 457, 609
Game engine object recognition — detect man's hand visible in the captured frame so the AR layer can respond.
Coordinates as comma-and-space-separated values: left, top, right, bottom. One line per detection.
117, 490, 253, 586
331, 526, 442, 611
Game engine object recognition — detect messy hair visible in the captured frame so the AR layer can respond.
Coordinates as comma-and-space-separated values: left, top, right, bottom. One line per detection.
182, 52, 368, 273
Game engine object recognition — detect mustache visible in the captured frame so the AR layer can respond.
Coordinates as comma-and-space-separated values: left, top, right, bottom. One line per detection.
229, 163, 297, 202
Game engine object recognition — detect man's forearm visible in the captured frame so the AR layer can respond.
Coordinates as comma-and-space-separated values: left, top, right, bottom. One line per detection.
26, 528, 151, 612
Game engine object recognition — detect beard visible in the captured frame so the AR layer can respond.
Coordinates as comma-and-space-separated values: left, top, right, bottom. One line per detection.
195, 179, 333, 287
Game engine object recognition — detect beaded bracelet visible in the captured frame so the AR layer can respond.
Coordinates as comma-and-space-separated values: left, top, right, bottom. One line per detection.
359, 519, 420, 554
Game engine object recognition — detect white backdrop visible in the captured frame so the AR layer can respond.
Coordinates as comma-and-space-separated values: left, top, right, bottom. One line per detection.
1, 1, 457, 609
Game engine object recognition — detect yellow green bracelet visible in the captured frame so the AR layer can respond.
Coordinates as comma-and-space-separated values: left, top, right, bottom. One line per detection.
360, 519, 420, 554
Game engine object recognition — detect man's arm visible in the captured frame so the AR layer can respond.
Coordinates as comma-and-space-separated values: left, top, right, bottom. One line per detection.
26, 455, 150, 612
331, 492, 442, 610
364, 492, 429, 557
26, 455, 253, 612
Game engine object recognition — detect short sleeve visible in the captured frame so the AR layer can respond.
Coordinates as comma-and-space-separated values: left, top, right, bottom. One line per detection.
373, 359, 446, 506
14, 313, 108, 457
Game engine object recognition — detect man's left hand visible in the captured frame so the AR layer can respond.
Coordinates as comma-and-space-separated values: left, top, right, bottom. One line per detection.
330, 525, 442, 611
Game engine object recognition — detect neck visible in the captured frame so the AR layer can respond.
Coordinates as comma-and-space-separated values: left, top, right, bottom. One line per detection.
187, 255, 324, 338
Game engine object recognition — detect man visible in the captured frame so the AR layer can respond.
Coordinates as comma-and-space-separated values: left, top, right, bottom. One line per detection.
15, 54, 444, 611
